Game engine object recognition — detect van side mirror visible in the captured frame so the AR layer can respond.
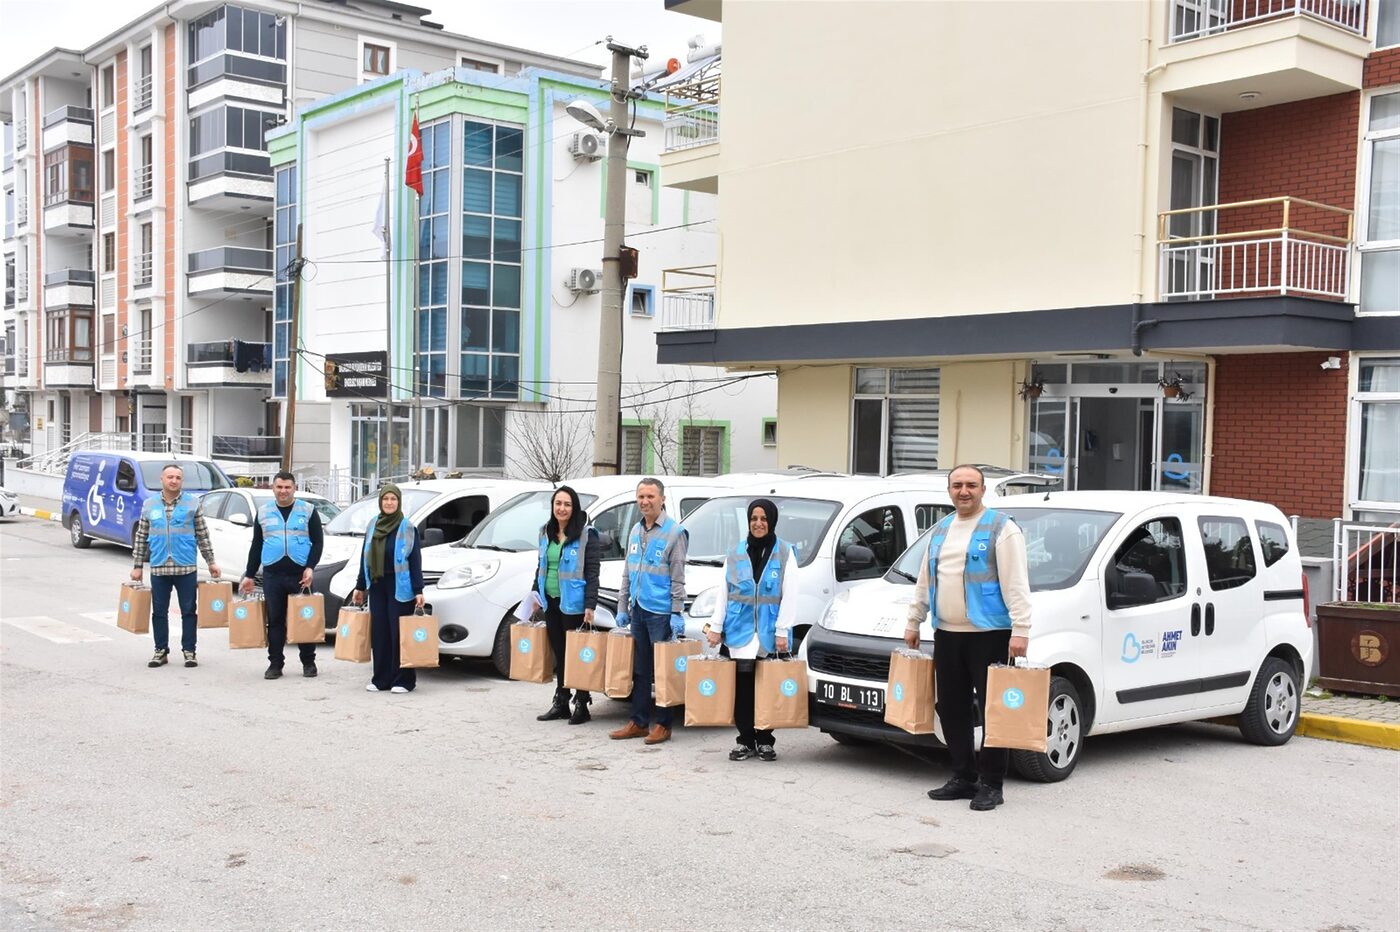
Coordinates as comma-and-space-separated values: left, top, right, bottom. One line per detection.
597, 531, 615, 552
229, 514, 250, 527
842, 544, 876, 570
1107, 569, 1157, 609
422, 528, 446, 547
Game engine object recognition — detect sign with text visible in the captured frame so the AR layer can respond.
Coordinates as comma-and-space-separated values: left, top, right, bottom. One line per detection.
324, 352, 388, 398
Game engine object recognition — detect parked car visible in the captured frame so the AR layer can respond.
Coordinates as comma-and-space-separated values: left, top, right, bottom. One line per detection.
201, 487, 341, 586
0, 485, 18, 518
62, 451, 232, 549
803, 491, 1312, 782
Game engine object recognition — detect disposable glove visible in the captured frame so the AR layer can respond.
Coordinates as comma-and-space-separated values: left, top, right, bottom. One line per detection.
615, 611, 629, 629
670, 613, 686, 637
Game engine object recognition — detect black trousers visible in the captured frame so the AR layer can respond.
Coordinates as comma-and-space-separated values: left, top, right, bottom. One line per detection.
264, 569, 317, 668
726, 653, 774, 749
368, 579, 416, 691
544, 595, 589, 699
934, 627, 1012, 788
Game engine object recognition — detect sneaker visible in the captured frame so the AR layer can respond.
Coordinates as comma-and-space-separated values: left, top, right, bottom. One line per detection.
970, 784, 1004, 812
926, 777, 979, 801
182, 651, 197, 668
302, 660, 318, 678
728, 745, 757, 761
756, 744, 777, 762
147, 649, 169, 668
390, 685, 409, 694
264, 664, 283, 680
366, 683, 383, 692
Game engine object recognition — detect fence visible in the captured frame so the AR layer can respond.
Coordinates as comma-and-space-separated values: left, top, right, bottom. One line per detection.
1334, 519, 1400, 604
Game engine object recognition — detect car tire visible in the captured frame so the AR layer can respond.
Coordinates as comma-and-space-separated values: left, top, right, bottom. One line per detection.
827, 731, 870, 748
490, 611, 514, 678
1012, 674, 1083, 783
1238, 656, 1299, 747
69, 513, 92, 549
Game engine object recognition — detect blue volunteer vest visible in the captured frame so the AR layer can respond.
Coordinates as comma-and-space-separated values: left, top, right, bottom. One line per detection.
625, 516, 686, 615
361, 516, 417, 602
926, 509, 1014, 630
259, 499, 315, 567
537, 527, 593, 616
142, 492, 199, 567
721, 538, 791, 653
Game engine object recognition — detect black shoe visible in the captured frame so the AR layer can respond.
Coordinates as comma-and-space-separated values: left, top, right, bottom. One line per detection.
264, 664, 283, 680
182, 651, 197, 668
970, 783, 1005, 811
537, 691, 571, 722
302, 661, 318, 678
927, 777, 979, 801
729, 745, 757, 761
568, 694, 592, 725
147, 649, 169, 668
756, 744, 777, 762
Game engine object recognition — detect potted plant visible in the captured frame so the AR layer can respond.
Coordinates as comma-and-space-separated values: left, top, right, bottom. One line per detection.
1018, 379, 1045, 401
1158, 372, 1192, 401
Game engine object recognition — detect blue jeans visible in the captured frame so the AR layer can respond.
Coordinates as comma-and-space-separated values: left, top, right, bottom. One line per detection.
629, 607, 674, 729
150, 572, 198, 653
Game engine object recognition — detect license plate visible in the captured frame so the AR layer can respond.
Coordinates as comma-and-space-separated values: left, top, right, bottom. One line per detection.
816, 679, 884, 713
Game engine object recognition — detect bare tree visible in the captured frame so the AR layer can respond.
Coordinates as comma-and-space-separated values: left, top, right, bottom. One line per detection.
627, 369, 711, 475
505, 405, 592, 482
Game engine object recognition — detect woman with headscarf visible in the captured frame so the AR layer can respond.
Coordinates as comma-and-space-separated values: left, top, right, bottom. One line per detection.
350, 483, 425, 693
535, 485, 602, 725
703, 498, 800, 761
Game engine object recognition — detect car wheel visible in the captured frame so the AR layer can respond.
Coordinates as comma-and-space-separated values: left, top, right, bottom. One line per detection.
490, 611, 514, 678
69, 513, 92, 549
1238, 656, 1299, 747
827, 731, 870, 748
1012, 674, 1083, 783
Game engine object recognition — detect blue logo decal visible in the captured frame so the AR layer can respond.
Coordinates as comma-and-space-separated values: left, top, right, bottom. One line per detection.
339, 624, 350, 637
580, 646, 596, 663
212, 599, 225, 612
1163, 452, 1189, 482
300, 606, 315, 619
675, 655, 688, 673
1044, 447, 1065, 475
234, 606, 248, 620
698, 678, 716, 697
121, 600, 130, 613
413, 628, 428, 643
780, 678, 799, 697
518, 638, 531, 654
1002, 687, 1025, 709
893, 683, 905, 702
1121, 632, 1141, 663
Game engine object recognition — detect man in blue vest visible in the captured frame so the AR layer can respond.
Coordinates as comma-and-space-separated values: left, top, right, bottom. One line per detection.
130, 464, 221, 669
609, 478, 688, 746
904, 464, 1032, 811
240, 470, 323, 680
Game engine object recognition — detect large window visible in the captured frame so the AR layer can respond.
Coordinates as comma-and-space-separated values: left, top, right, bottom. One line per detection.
1380, 0, 1400, 47
362, 42, 391, 76
1361, 92, 1400, 313
417, 119, 450, 398
681, 423, 726, 476
1108, 517, 1187, 607
851, 367, 939, 475
1198, 516, 1256, 591
188, 4, 286, 64
45, 310, 93, 362
100, 66, 115, 109
44, 146, 94, 205
1353, 357, 1400, 513
460, 119, 523, 399
273, 165, 297, 397
456, 404, 505, 469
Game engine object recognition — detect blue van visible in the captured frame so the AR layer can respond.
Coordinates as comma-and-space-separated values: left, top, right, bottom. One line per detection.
62, 452, 232, 549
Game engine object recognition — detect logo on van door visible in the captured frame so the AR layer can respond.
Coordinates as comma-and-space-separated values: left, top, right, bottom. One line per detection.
1121, 633, 1141, 663
1160, 629, 1182, 659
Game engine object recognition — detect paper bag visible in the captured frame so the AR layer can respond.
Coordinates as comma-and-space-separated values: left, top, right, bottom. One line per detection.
563, 626, 608, 693
754, 658, 810, 730
399, 609, 439, 669
286, 590, 325, 644
333, 606, 371, 663
884, 649, 936, 734
984, 662, 1051, 752
684, 655, 737, 726
509, 621, 554, 683
197, 579, 233, 629
604, 628, 634, 699
654, 638, 699, 708
228, 596, 267, 649
117, 583, 151, 634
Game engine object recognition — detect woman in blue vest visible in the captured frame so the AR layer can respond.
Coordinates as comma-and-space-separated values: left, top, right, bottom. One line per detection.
535, 485, 602, 725
350, 483, 425, 693
702, 498, 800, 761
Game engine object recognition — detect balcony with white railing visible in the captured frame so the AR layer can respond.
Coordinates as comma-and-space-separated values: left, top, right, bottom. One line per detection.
187, 246, 274, 298
43, 268, 95, 308
134, 164, 154, 203
658, 265, 718, 331
14, 119, 26, 153
187, 150, 275, 210
15, 194, 28, 233
1158, 196, 1353, 302
186, 339, 272, 387
658, 54, 721, 193
41, 106, 94, 151
132, 335, 154, 376
134, 253, 154, 290
135, 74, 154, 114
1168, 0, 1365, 43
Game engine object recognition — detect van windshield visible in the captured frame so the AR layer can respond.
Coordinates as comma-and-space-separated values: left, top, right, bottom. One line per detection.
139, 461, 231, 491
680, 496, 842, 568
325, 490, 438, 536
461, 490, 599, 552
885, 508, 1121, 591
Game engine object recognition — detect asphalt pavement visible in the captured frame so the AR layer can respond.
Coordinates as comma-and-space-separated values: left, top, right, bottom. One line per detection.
2, 515, 1398, 931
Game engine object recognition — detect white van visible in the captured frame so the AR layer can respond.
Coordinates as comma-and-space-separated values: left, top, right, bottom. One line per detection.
805, 491, 1313, 781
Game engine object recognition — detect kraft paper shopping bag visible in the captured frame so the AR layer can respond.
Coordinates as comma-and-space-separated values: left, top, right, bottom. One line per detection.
754, 657, 810, 730
197, 579, 233, 629
684, 655, 737, 726
286, 590, 325, 644
509, 621, 553, 683
333, 606, 371, 663
654, 638, 699, 708
984, 661, 1051, 752
604, 628, 634, 699
884, 649, 936, 735
228, 596, 267, 649
563, 626, 608, 693
399, 608, 439, 668
116, 583, 151, 634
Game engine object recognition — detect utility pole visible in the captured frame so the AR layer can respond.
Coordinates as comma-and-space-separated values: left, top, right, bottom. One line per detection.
382, 158, 393, 484
280, 224, 303, 473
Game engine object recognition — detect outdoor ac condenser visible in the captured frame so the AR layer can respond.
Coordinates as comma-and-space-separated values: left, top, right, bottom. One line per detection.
568, 132, 604, 161
566, 268, 604, 294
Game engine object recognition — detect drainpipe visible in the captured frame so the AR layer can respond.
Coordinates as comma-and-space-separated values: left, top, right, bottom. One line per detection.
1133, 0, 1168, 352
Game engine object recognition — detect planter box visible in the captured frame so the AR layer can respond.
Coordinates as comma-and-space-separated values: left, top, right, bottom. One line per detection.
1315, 602, 1400, 698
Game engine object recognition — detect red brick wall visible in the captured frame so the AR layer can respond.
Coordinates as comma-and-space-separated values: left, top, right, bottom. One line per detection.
1210, 353, 1348, 517
1364, 47, 1400, 89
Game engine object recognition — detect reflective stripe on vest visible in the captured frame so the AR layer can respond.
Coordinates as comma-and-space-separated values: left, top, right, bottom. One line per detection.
537, 526, 592, 616
361, 516, 416, 602
259, 499, 315, 567
143, 492, 199, 567
625, 516, 685, 615
721, 538, 790, 653
926, 509, 1014, 630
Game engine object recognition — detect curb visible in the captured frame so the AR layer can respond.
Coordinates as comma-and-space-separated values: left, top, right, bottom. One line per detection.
19, 507, 61, 523
1296, 712, 1400, 751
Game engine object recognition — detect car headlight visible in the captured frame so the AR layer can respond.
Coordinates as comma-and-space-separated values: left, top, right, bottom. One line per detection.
818, 592, 850, 630
689, 586, 719, 619
435, 559, 500, 590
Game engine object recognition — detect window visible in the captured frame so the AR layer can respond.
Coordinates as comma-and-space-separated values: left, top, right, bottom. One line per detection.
460, 119, 524, 399
460, 57, 500, 73
273, 165, 297, 397
621, 424, 649, 473
914, 503, 953, 532
1353, 357, 1400, 509
762, 418, 777, 447
1361, 92, 1400, 313
102, 150, 114, 192
681, 424, 726, 476
1381, 0, 1400, 47
188, 5, 286, 64
115, 460, 138, 493
592, 501, 640, 561
421, 494, 489, 544
417, 119, 450, 397
633, 168, 651, 187
225, 493, 259, 524
102, 233, 115, 273
200, 491, 230, 520
628, 284, 654, 317
1198, 516, 1257, 590
1109, 517, 1187, 606
1256, 521, 1290, 568
362, 42, 391, 76
852, 366, 940, 475
101, 67, 115, 108
455, 404, 505, 469
835, 505, 907, 582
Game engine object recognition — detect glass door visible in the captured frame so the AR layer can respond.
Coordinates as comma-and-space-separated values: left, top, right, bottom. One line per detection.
1156, 401, 1204, 492
1166, 109, 1220, 300
1029, 397, 1073, 488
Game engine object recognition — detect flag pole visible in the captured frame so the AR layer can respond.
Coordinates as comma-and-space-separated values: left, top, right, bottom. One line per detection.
382, 156, 392, 485
409, 101, 420, 476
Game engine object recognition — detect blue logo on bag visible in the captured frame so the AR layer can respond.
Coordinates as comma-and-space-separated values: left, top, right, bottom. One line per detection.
518, 638, 531, 654
234, 606, 248, 620
580, 647, 596, 663
780, 678, 798, 697
340, 624, 351, 637
413, 627, 427, 643
675, 655, 688, 673
212, 599, 225, 612
300, 606, 315, 619
698, 678, 716, 697
893, 683, 905, 702
1002, 687, 1025, 710
121, 600, 130, 612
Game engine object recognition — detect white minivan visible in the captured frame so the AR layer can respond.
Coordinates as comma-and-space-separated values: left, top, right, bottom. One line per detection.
804, 491, 1313, 781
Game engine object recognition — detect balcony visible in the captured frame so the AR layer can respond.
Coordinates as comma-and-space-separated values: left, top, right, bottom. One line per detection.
14, 118, 26, 152
43, 194, 95, 235
187, 54, 287, 110
658, 265, 718, 331
657, 55, 721, 194
135, 74, 153, 114
131, 337, 154, 376
43, 268, 95, 308
41, 106, 94, 151
42, 347, 95, 388
187, 151, 274, 210
186, 339, 272, 387
15, 194, 28, 233
187, 247, 274, 298
1157, 196, 1353, 301
1157, 0, 1372, 112
135, 253, 154, 290
212, 433, 282, 475
134, 164, 154, 202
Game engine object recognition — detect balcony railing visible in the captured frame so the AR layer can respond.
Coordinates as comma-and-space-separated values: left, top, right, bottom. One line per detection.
15, 270, 28, 303
45, 347, 94, 363
3, 355, 14, 375
1158, 196, 1353, 301
44, 268, 96, 286
135, 164, 153, 201
135, 74, 153, 113
187, 54, 287, 91
15, 194, 27, 227
186, 339, 272, 370
187, 246, 273, 275
188, 150, 274, 183
15, 119, 26, 150
660, 59, 721, 154
135, 253, 153, 287
133, 339, 153, 374
212, 434, 282, 459
1168, 0, 1367, 42
659, 265, 718, 331
42, 106, 94, 128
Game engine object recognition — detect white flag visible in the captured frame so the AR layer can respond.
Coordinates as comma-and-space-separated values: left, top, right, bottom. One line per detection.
372, 191, 388, 258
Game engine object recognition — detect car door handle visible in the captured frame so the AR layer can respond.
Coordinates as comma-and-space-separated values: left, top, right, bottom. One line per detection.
1190, 603, 1201, 637
1204, 602, 1215, 637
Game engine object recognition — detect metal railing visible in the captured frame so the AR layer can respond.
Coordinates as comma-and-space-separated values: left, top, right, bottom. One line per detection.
135, 253, 153, 287
175, 426, 194, 456
212, 434, 282, 459
187, 246, 274, 274
15, 269, 28, 303
135, 164, 153, 201
1334, 519, 1400, 604
134, 337, 153, 373
659, 265, 718, 330
135, 75, 153, 113
42, 105, 94, 128
661, 63, 721, 154
15, 194, 27, 228
15, 119, 26, 150
186, 339, 272, 369
44, 268, 96, 286
1158, 196, 1353, 301
1168, 0, 1367, 42
44, 347, 94, 363
17, 430, 142, 473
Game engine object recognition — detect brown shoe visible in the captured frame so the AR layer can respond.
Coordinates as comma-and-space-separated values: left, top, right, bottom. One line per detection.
609, 722, 648, 740
644, 725, 672, 745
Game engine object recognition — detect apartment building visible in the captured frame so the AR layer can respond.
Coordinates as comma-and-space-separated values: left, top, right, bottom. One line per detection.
1, 0, 596, 475
657, 0, 1400, 525
266, 64, 775, 494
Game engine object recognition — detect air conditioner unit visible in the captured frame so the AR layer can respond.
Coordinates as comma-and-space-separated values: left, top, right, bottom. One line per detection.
566, 268, 603, 294
568, 132, 604, 162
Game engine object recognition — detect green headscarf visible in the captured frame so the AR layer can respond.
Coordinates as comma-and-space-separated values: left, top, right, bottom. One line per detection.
368, 483, 404, 582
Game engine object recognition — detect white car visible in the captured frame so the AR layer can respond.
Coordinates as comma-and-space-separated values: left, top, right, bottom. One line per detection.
0, 485, 18, 518
805, 491, 1313, 782
199, 487, 342, 593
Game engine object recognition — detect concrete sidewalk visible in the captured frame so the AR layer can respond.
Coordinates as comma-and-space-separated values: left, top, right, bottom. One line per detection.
1299, 690, 1400, 751
15, 494, 62, 523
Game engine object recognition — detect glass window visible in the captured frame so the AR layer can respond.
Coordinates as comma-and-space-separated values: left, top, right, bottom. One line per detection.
592, 502, 640, 561
326, 489, 437, 536
835, 506, 907, 582
102, 150, 114, 191
115, 460, 138, 492
363, 42, 391, 76
465, 490, 599, 552
852, 367, 940, 475
1198, 516, 1256, 591
1380, 0, 1400, 47
200, 490, 231, 520
914, 503, 952, 532
101, 67, 115, 108
1361, 92, 1400, 313
681, 495, 841, 568
461, 57, 500, 73
137, 461, 229, 491
273, 164, 297, 398
1356, 358, 1400, 505
223, 492, 254, 524
1109, 517, 1187, 605
1256, 521, 1290, 568
681, 425, 725, 476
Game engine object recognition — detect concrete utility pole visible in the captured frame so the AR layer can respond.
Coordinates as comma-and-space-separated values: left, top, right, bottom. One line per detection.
280, 224, 303, 473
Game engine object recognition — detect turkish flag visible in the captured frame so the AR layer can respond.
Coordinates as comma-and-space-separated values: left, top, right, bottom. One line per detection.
405, 114, 424, 196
